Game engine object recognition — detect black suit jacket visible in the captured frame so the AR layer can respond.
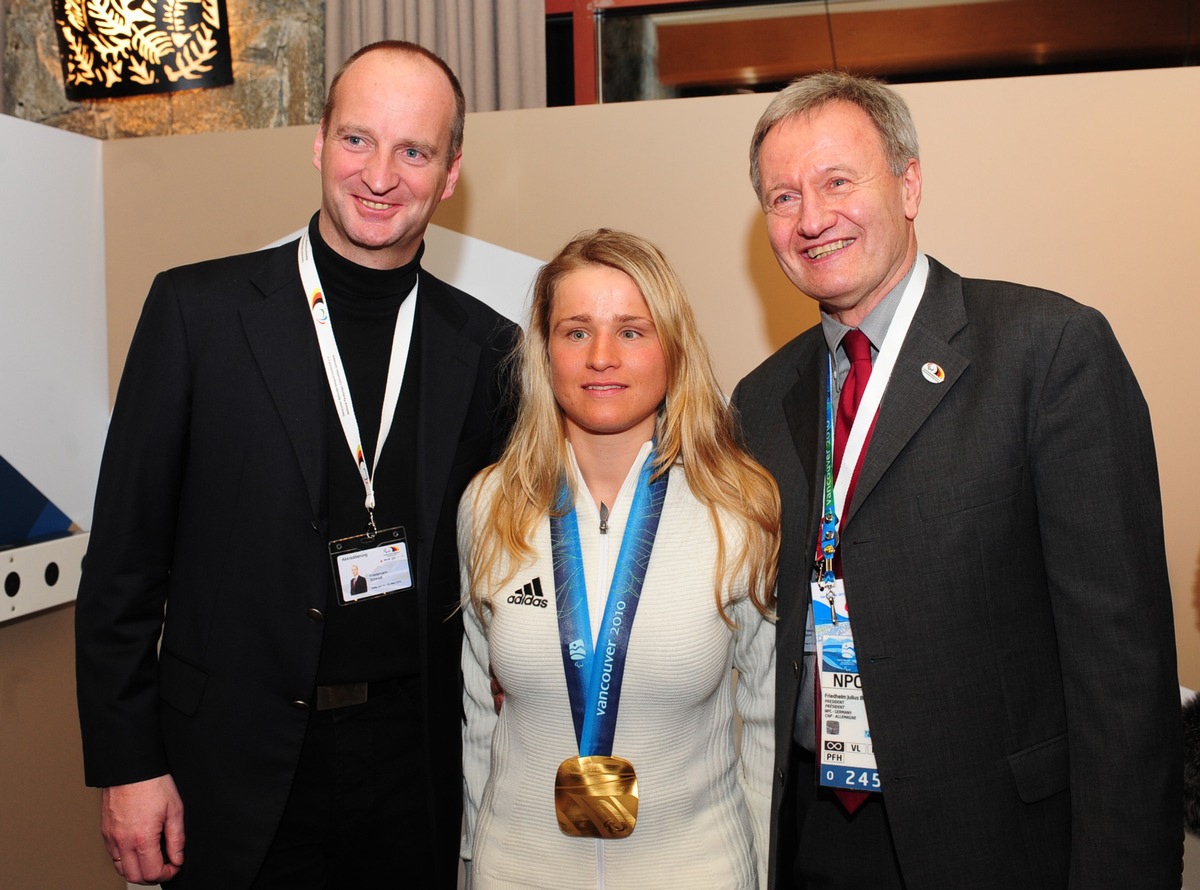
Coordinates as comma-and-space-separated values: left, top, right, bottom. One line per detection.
75, 238, 518, 888
733, 257, 1181, 890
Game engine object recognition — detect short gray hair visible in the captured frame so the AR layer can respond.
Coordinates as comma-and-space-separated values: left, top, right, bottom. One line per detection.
749, 71, 919, 200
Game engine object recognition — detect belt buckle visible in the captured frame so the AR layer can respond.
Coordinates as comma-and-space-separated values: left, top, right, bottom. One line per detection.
316, 682, 368, 711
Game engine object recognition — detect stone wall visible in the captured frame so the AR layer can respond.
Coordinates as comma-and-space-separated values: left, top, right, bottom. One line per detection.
4, 0, 325, 138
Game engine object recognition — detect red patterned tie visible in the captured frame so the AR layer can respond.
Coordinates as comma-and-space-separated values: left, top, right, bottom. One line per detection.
834, 329, 873, 478
828, 329, 872, 815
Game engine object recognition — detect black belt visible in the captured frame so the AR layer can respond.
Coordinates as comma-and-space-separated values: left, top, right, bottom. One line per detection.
315, 677, 410, 711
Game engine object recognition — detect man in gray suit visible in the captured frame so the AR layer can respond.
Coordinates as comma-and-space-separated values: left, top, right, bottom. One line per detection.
733, 72, 1181, 890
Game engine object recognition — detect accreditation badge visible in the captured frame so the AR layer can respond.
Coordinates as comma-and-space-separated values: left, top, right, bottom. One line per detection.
810, 579, 880, 794
328, 527, 413, 605
554, 754, 639, 839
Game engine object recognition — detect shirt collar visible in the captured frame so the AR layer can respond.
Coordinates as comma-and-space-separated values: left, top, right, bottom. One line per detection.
820, 254, 922, 356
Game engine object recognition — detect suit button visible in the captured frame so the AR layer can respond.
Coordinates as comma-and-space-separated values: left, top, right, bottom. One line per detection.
291, 700, 309, 710
792, 659, 800, 677
307, 608, 323, 621
776, 768, 786, 783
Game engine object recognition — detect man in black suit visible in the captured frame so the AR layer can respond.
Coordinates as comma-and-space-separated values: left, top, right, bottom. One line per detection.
732, 72, 1181, 889
75, 41, 518, 888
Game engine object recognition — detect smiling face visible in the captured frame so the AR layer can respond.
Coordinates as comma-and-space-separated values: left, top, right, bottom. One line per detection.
758, 101, 921, 326
548, 264, 668, 451
312, 49, 461, 270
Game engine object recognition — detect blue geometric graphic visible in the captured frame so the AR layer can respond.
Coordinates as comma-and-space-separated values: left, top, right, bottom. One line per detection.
0, 454, 75, 549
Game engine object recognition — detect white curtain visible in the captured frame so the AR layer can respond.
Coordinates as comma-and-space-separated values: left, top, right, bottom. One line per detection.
324, 0, 546, 112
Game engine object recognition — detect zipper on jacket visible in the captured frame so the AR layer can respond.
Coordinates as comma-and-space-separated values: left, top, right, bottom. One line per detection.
594, 505, 610, 651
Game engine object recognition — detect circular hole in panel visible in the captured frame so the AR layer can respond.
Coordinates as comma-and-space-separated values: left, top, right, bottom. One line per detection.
45, 562, 60, 586
4, 572, 20, 597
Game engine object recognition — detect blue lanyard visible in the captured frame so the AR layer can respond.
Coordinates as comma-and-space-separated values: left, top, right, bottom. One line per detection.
816, 355, 840, 589
550, 455, 668, 756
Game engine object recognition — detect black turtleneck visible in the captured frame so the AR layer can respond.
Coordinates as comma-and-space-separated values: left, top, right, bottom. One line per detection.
308, 214, 424, 684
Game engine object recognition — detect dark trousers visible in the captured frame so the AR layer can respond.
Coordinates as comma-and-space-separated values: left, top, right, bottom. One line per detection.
782, 744, 907, 890
251, 677, 439, 889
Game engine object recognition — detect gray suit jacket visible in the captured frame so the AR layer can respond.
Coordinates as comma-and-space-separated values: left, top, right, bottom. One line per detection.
76, 238, 518, 888
733, 257, 1181, 890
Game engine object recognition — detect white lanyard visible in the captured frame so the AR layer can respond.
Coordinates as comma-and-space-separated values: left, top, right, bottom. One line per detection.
298, 232, 418, 525
832, 253, 929, 519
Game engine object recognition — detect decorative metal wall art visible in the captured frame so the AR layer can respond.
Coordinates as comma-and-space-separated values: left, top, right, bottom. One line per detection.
53, 0, 234, 100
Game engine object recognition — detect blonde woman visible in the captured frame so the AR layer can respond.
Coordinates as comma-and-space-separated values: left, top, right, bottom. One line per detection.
459, 229, 780, 889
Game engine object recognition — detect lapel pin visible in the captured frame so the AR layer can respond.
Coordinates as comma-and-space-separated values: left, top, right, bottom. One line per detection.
921, 362, 945, 384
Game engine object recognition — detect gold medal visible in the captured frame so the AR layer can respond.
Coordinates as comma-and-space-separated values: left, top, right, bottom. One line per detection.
554, 755, 639, 839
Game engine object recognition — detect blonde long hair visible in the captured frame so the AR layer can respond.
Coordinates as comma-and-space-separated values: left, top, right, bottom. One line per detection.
465, 229, 779, 622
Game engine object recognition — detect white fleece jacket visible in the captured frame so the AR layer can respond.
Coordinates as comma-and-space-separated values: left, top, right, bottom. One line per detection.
459, 444, 775, 890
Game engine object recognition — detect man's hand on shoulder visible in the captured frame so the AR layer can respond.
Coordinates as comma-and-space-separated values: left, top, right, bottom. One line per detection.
101, 774, 185, 885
